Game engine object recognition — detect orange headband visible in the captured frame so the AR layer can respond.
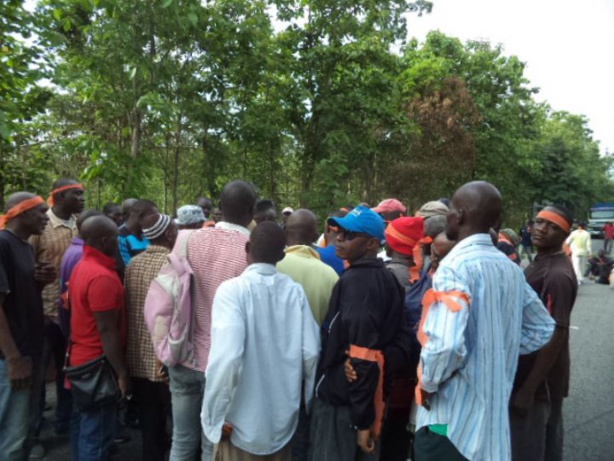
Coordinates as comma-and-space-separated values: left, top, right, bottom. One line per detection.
47, 183, 83, 206
385, 225, 418, 248
537, 210, 571, 233
0, 196, 45, 229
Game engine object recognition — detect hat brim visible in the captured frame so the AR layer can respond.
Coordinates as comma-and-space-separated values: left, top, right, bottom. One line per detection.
328, 215, 379, 239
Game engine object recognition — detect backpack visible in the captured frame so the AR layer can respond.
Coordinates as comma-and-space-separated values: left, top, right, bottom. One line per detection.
144, 230, 195, 368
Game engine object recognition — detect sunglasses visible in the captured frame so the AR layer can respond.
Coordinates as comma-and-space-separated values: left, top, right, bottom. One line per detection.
338, 228, 372, 241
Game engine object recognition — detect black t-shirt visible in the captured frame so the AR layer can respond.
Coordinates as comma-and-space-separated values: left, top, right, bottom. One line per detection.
514, 252, 577, 399
0, 230, 44, 358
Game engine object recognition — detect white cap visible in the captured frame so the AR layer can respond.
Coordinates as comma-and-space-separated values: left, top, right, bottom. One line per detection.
282, 207, 294, 215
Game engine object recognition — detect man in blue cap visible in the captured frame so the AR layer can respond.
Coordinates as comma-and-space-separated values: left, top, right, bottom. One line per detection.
308, 206, 411, 461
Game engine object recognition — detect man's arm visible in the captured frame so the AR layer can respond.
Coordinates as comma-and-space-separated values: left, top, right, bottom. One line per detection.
93, 309, 129, 396
0, 295, 33, 390
301, 293, 320, 412
201, 281, 245, 445
519, 282, 555, 355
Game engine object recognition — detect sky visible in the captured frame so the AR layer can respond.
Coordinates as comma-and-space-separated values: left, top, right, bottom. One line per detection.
405, 0, 614, 154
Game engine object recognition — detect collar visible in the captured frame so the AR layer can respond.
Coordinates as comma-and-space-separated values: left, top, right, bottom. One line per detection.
47, 208, 77, 230
347, 257, 385, 269
145, 244, 171, 255
82, 245, 117, 270
71, 237, 84, 246
285, 245, 321, 260
245, 262, 278, 275
447, 233, 493, 258
215, 221, 251, 237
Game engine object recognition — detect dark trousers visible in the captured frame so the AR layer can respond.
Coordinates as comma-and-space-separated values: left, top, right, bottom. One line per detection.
510, 398, 564, 461
604, 238, 612, 254
414, 427, 468, 461
132, 377, 171, 461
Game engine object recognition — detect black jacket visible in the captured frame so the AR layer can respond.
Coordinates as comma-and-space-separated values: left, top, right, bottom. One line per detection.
315, 258, 412, 430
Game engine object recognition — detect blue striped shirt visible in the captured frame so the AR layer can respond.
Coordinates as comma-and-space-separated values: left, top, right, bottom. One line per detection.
417, 234, 555, 461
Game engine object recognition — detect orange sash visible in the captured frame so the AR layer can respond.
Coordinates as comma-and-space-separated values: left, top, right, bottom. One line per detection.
348, 344, 385, 438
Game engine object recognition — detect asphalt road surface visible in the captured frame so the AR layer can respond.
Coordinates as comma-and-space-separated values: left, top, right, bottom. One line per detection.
39, 248, 614, 460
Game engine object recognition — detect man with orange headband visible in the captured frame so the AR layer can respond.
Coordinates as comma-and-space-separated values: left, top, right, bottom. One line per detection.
510, 205, 577, 461
29, 178, 85, 452
384, 217, 424, 288
0, 192, 56, 460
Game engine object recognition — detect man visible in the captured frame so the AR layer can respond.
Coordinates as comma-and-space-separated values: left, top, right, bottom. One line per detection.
519, 221, 534, 263
314, 209, 348, 276
254, 199, 277, 225
211, 207, 222, 224
276, 209, 338, 461
604, 221, 614, 254
29, 179, 85, 451
121, 198, 137, 225
586, 249, 613, 284
497, 228, 521, 265
59, 210, 104, 338
277, 209, 339, 325
175, 205, 206, 230
68, 216, 129, 461
202, 222, 320, 460
168, 180, 256, 461
373, 198, 406, 224
197, 197, 213, 220
384, 217, 424, 288
414, 201, 449, 220
117, 199, 158, 269
125, 213, 177, 461
0, 193, 55, 461
415, 181, 556, 461
103, 203, 123, 227
308, 205, 411, 461
510, 206, 578, 461
565, 221, 592, 285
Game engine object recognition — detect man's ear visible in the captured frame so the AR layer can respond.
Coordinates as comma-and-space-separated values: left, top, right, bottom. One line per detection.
245, 241, 251, 256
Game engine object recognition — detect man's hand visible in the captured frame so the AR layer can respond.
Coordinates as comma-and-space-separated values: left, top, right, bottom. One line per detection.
222, 423, 233, 441
155, 360, 169, 384
512, 387, 535, 417
356, 429, 375, 454
420, 388, 433, 411
344, 355, 358, 383
7, 355, 33, 390
34, 261, 57, 286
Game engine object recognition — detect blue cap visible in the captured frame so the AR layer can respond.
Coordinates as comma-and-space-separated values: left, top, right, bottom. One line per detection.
327, 205, 385, 243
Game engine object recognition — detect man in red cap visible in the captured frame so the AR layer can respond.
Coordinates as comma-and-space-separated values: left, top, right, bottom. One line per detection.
373, 199, 407, 224
384, 217, 425, 289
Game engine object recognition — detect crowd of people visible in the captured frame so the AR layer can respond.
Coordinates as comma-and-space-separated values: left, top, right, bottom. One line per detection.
0, 177, 584, 461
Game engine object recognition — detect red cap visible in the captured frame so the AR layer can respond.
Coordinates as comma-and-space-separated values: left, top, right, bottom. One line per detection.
385, 217, 424, 256
373, 198, 406, 214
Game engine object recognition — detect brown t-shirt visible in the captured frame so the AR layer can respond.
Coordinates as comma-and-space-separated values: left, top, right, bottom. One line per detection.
513, 252, 577, 400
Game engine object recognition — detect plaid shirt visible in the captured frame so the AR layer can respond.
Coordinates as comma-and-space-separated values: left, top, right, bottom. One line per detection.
125, 245, 170, 381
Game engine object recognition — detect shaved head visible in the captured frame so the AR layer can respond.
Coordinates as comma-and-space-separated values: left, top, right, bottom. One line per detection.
82, 215, 119, 257
220, 180, 257, 227
285, 209, 318, 246
447, 181, 503, 241
248, 221, 286, 265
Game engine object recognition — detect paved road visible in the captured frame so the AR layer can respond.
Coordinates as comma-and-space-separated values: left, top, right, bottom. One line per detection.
40, 251, 614, 460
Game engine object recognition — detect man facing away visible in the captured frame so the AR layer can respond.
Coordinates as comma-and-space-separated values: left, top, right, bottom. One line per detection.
168, 180, 256, 461
565, 221, 592, 285
510, 206, 578, 461
68, 216, 129, 461
0, 192, 54, 461
414, 181, 555, 461
202, 222, 320, 460
308, 205, 410, 461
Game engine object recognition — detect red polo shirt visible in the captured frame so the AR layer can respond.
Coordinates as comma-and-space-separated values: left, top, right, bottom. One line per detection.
69, 245, 125, 366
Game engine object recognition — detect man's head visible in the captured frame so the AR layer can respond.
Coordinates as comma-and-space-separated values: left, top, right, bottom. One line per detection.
142, 213, 178, 249
598, 249, 607, 258
81, 216, 119, 257
384, 217, 424, 258
49, 179, 85, 214
2, 192, 49, 236
531, 205, 573, 254
121, 198, 137, 224
254, 199, 277, 225
212, 207, 222, 223
373, 198, 406, 223
324, 209, 348, 247
430, 232, 456, 272
578, 220, 586, 230
77, 209, 104, 237
246, 221, 286, 265
103, 202, 123, 226
219, 180, 257, 227
285, 209, 319, 246
446, 181, 503, 242
175, 205, 206, 230
197, 197, 213, 219
328, 205, 385, 263
126, 199, 158, 233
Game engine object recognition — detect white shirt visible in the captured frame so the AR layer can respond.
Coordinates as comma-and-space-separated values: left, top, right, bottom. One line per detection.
201, 263, 320, 455
565, 228, 592, 256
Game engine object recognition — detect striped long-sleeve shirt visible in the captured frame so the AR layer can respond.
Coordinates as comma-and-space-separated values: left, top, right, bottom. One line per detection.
417, 233, 555, 461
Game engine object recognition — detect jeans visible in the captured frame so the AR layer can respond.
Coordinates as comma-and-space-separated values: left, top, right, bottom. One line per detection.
0, 356, 43, 461
133, 377, 171, 461
168, 365, 213, 461
71, 401, 117, 461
